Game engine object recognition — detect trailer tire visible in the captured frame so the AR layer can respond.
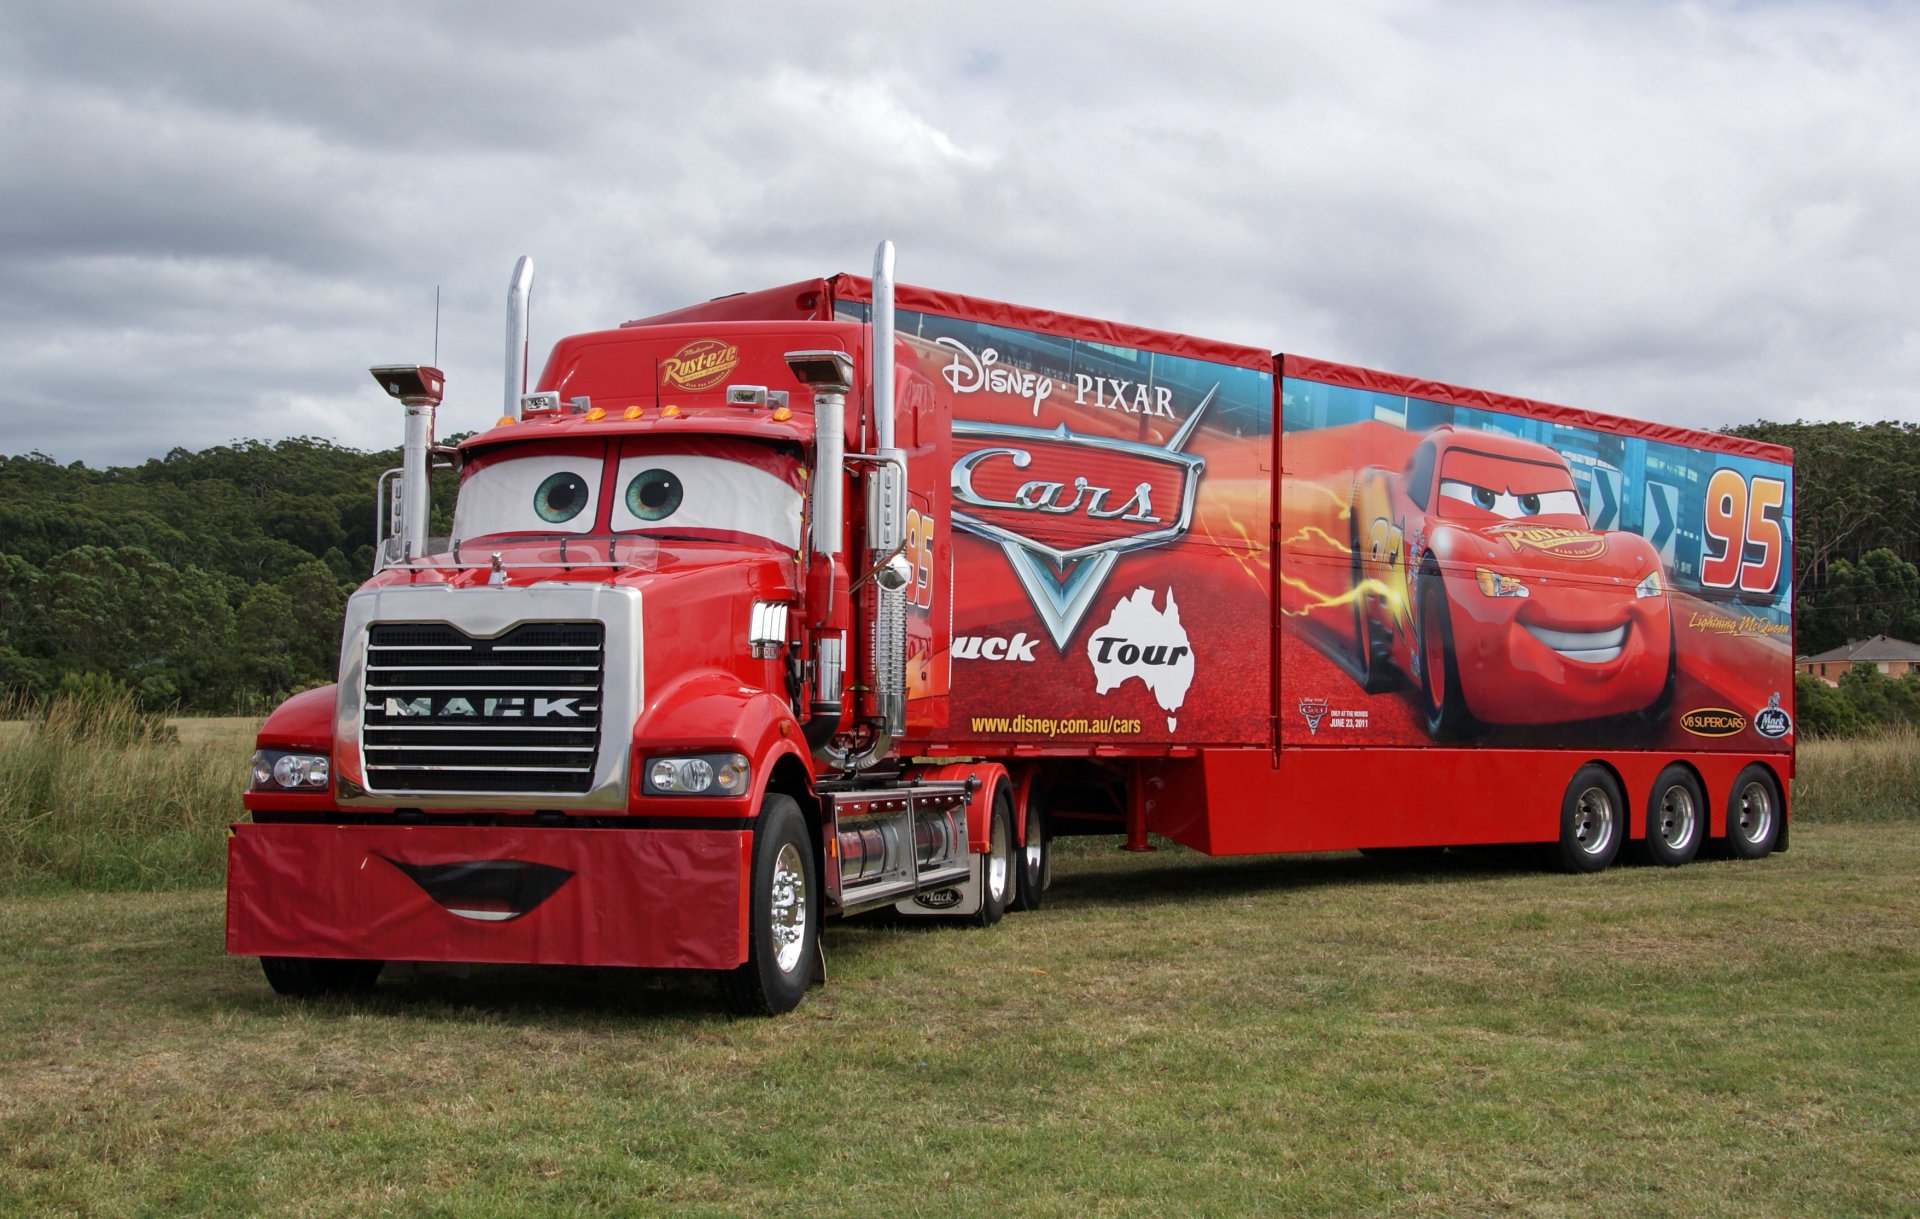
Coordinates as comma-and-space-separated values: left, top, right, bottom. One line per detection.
1642, 765, 1703, 867
260, 956, 383, 997
722, 795, 818, 1016
1013, 796, 1049, 913
1416, 561, 1473, 741
975, 789, 1014, 928
1350, 506, 1395, 693
1725, 765, 1782, 860
1557, 765, 1623, 873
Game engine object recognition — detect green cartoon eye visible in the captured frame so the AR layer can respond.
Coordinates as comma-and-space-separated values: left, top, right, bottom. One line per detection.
625, 468, 683, 521
533, 472, 589, 523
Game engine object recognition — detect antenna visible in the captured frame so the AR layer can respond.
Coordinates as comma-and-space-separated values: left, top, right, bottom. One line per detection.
433, 286, 441, 367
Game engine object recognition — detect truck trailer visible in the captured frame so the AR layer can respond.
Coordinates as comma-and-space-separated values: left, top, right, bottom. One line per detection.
227, 243, 1796, 1013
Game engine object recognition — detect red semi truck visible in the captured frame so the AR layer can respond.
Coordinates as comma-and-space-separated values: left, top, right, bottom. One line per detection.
228, 244, 1796, 1013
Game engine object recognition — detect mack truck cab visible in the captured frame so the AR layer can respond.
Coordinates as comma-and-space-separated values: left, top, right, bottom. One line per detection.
228, 244, 1029, 1015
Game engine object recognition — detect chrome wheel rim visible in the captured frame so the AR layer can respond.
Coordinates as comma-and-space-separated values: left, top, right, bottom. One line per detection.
1734, 781, 1774, 846
770, 841, 808, 974
1572, 785, 1616, 857
1656, 784, 1697, 851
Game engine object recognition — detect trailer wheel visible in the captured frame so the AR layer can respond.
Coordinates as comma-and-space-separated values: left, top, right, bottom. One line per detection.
975, 789, 1014, 928
1725, 765, 1782, 860
1557, 765, 1623, 873
1416, 562, 1472, 740
1014, 797, 1049, 912
722, 794, 818, 1016
1642, 765, 1703, 867
260, 956, 383, 997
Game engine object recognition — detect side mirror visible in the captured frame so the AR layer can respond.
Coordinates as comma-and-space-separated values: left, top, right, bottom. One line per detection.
873, 552, 914, 594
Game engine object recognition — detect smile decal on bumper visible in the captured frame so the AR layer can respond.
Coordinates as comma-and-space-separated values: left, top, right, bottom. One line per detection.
378, 856, 574, 922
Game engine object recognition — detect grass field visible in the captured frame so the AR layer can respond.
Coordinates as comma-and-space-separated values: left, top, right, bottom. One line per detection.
3, 821, 1917, 1217
2, 716, 1917, 1214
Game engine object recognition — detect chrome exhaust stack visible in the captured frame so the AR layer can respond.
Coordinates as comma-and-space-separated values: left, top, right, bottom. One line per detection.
505, 255, 534, 420
866, 240, 908, 751
369, 364, 445, 563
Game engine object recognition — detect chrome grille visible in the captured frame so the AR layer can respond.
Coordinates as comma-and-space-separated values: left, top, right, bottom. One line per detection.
361, 622, 604, 794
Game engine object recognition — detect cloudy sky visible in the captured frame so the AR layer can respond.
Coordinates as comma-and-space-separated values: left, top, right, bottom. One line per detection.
3, 0, 1915, 467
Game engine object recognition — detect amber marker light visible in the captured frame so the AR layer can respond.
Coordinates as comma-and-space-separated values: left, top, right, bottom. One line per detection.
662, 404, 682, 418
585, 407, 606, 421
495, 415, 516, 427
623, 405, 644, 420
771, 406, 792, 422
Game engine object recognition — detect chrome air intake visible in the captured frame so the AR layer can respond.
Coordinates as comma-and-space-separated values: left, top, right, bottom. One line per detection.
334, 582, 643, 809
361, 621, 604, 794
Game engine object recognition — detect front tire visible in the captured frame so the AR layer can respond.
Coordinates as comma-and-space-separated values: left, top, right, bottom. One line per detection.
1416, 563, 1472, 740
1643, 765, 1703, 867
260, 956, 383, 997
722, 794, 818, 1016
1558, 764, 1624, 873
1350, 504, 1395, 693
1725, 765, 1783, 860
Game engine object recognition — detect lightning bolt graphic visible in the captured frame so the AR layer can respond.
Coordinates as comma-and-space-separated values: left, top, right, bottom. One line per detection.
1278, 573, 1403, 620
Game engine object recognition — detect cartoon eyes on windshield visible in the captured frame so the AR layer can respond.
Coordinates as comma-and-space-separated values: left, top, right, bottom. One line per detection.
1439, 480, 1582, 520
534, 472, 592, 524
625, 469, 684, 522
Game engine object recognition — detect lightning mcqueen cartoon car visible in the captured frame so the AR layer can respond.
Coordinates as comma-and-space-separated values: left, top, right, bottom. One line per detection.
1349, 426, 1674, 739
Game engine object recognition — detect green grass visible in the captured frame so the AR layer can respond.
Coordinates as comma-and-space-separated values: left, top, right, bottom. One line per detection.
3, 823, 1917, 1217
1793, 728, 1920, 822
0, 701, 257, 894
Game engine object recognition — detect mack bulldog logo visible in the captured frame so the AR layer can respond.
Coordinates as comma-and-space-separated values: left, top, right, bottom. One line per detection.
950, 386, 1216, 649
660, 339, 739, 391
1753, 692, 1792, 739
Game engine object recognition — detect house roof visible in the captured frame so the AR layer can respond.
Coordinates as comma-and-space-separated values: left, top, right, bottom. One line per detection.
1799, 635, 1920, 664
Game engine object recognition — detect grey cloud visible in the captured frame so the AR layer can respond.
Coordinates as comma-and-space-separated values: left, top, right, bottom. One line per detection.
0, 0, 1915, 467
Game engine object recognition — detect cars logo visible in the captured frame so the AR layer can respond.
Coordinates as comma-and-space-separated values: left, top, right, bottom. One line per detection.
1753, 692, 1793, 739
660, 339, 739, 391
1485, 523, 1608, 560
1298, 697, 1329, 734
949, 386, 1215, 649
1680, 707, 1747, 737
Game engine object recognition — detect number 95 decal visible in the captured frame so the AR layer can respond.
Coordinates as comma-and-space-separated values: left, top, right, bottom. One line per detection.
1701, 470, 1786, 593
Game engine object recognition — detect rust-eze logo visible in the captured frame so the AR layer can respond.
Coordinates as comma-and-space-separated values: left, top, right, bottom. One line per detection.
661, 340, 739, 391
1680, 707, 1747, 737
1485, 524, 1608, 560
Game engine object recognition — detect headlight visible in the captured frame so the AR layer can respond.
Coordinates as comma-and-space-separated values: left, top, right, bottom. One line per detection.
1635, 570, 1663, 599
1474, 567, 1530, 598
645, 753, 751, 796
251, 750, 330, 790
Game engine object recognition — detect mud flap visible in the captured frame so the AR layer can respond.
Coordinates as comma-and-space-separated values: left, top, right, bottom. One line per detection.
892, 849, 986, 918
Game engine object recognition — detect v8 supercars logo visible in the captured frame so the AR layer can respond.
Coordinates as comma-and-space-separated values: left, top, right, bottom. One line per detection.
949, 386, 1216, 649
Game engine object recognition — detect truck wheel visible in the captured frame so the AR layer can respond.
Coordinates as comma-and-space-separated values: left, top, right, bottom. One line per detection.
974, 790, 1014, 928
1557, 765, 1623, 873
1416, 564, 1472, 740
1642, 765, 1703, 867
260, 956, 383, 997
1013, 797, 1049, 912
1350, 508, 1394, 693
1725, 765, 1782, 860
722, 794, 818, 1016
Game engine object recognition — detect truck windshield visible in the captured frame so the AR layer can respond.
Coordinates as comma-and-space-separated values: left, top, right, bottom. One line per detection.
452, 437, 805, 550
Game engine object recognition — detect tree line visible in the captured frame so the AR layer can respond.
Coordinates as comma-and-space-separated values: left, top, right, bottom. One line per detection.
3, 421, 1919, 727
0, 439, 450, 712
